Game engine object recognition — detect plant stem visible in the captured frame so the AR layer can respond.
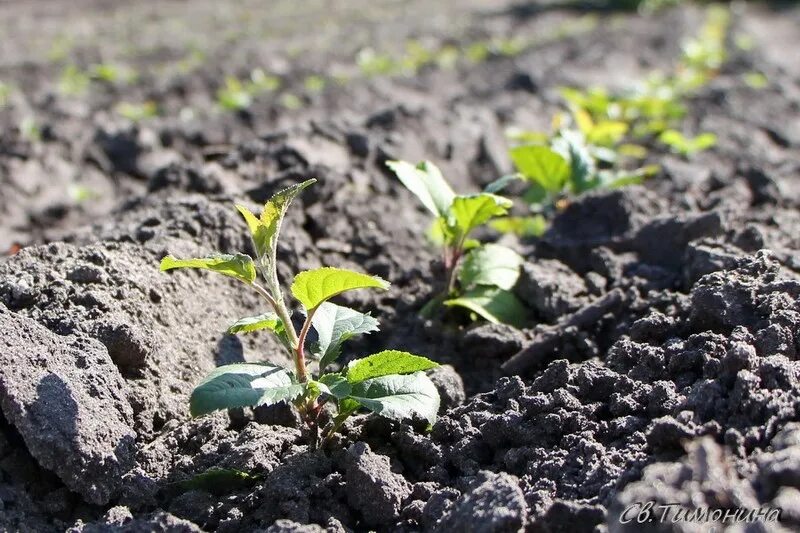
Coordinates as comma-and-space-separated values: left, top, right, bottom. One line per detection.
443, 242, 464, 295
445, 257, 459, 296
321, 410, 353, 447
294, 306, 319, 383
251, 281, 278, 309
252, 280, 307, 383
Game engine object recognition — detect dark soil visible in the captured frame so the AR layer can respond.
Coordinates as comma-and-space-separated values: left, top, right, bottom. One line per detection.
1, 1, 799, 531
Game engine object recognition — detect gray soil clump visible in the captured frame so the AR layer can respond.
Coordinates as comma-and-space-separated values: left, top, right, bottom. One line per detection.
0, 305, 136, 505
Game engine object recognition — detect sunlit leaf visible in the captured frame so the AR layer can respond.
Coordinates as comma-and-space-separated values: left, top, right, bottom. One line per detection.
236, 179, 315, 262
347, 372, 440, 425
160, 253, 256, 284
291, 267, 389, 311
387, 160, 455, 217
444, 286, 529, 327
346, 350, 439, 383
509, 145, 571, 194
449, 193, 512, 237
459, 244, 523, 290
490, 215, 548, 237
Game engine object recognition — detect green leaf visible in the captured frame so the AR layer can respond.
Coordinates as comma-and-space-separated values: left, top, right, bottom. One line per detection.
509, 145, 571, 194
522, 182, 548, 206
172, 468, 261, 496
426, 218, 447, 246
338, 397, 361, 417
160, 253, 256, 284
236, 179, 315, 264
347, 372, 440, 425
291, 267, 389, 311
234, 205, 265, 255
189, 363, 302, 417
449, 193, 512, 237
658, 130, 716, 156
309, 302, 380, 371
552, 130, 596, 194
490, 215, 547, 237
304, 380, 326, 402
483, 173, 523, 194
444, 286, 529, 327
227, 312, 282, 334
346, 350, 439, 383
387, 160, 455, 217
598, 165, 658, 189
319, 373, 352, 399
459, 244, 523, 291
586, 120, 628, 147
226, 314, 291, 351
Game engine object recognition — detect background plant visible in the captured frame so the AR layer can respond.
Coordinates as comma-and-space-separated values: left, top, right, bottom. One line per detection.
160, 179, 440, 447
216, 68, 281, 111
496, 4, 729, 236
388, 160, 528, 326
502, 117, 658, 224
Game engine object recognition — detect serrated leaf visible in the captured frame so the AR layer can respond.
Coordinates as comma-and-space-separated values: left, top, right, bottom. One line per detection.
189, 363, 302, 417
387, 160, 455, 217
172, 468, 261, 496
310, 302, 380, 371
236, 179, 315, 268
448, 193, 512, 237
227, 312, 282, 334
160, 253, 256, 284
459, 244, 523, 291
346, 350, 439, 383
319, 373, 352, 399
347, 372, 440, 425
291, 267, 389, 311
444, 286, 529, 327
509, 145, 571, 194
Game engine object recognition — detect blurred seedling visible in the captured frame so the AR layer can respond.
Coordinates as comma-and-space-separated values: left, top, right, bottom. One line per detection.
115, 101, 158, 122
388, 160, 528, 327
217, 69, 281, 111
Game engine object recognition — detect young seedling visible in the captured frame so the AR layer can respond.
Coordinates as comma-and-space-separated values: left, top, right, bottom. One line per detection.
500, 114, 658, 214
160, 179, 440, 447
507, 126, 657, 199
387, 160, 528, 327
658, 130, 716, 157
494, 2, 729, 234
216, 70, 281, 111
115, 101, 158, 122
0, 81, 10, 107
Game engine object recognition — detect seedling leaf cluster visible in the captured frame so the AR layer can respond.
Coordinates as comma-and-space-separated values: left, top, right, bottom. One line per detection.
388, 160, 527, 326
161, 179, 440, 447
493, 5, 730, 236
